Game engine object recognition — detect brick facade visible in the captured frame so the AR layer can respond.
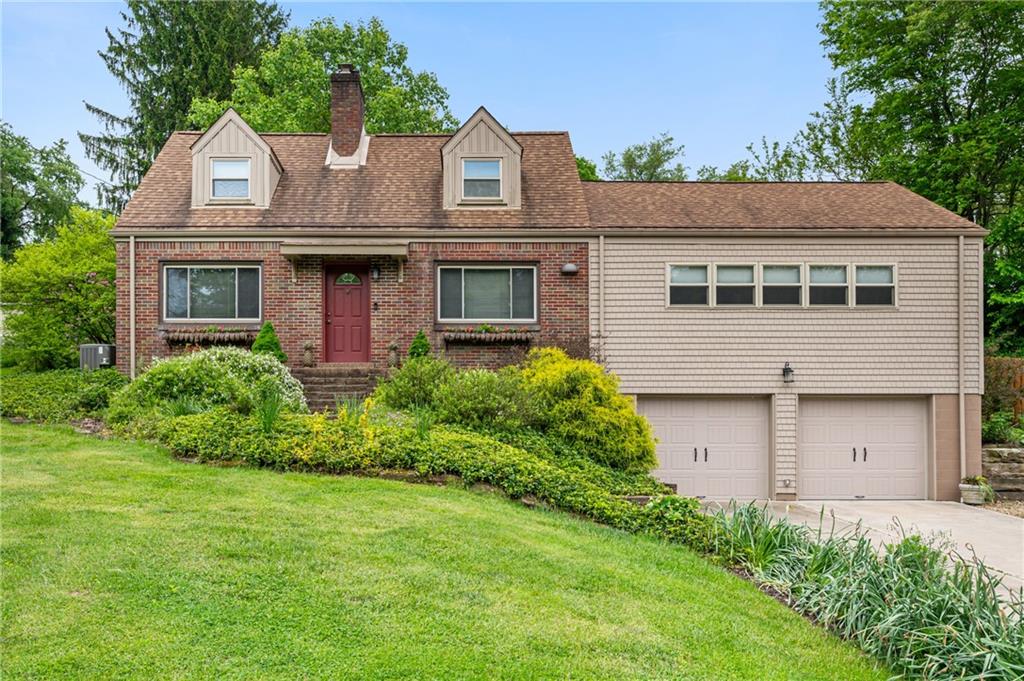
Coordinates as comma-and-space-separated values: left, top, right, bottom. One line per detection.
115, 239, 589, 373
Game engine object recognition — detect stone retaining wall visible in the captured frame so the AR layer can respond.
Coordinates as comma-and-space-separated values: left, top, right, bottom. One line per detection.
983, 445, 1024, 500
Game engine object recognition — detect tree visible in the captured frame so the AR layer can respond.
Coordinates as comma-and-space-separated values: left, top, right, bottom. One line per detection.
188, 17, 458, 134
0, 208, 116, 369
698, 139, 809, 182
80, 0, 287, 213
602, 132, 687, 181
696, 161, 756, 182
807, 1, 1024, 349
252, 321, 287, 363
1, 122, 84, 259
575, 156, 599, 181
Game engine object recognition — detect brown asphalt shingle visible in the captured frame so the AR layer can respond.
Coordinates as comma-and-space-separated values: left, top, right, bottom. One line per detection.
581, 181, 981, 230
115, 130, 982, 233
116, 131, 591, 230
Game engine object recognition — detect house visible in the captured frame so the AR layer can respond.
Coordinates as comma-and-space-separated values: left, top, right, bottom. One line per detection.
112, 65, 986, 503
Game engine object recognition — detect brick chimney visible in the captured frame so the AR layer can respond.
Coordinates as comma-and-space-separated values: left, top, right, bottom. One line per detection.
330, 64, 364, 158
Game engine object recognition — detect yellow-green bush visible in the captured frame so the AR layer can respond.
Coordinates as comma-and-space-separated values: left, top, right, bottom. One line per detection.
520, 348, 657, 472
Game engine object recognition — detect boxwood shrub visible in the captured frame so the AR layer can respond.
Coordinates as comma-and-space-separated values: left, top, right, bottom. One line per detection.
0, 368, 128, 421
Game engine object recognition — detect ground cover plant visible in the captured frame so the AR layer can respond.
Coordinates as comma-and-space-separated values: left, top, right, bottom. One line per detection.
0, 367, 127, 422
1, 423, 887, 680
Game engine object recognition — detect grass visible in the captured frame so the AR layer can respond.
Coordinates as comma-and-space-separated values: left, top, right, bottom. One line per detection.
1, 424, 887, 680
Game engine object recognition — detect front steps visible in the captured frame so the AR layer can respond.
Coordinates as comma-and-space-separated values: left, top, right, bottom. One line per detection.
290, 364, 383, 412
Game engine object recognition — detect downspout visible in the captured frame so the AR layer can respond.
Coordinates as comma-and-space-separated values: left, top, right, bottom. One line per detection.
958, 235, 965, 479
129, 235, 136, 379
598, 235, 606, 360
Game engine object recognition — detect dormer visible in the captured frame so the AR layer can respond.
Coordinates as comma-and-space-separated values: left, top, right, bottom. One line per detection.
442, 107, 523, 210
190, 108, 282, 208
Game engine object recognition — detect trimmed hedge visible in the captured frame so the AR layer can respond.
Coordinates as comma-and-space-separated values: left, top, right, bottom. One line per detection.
0, 368, 128, 421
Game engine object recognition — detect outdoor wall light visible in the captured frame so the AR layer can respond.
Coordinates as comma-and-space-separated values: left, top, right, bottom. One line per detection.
782, 362, 795, 384
370, 265, 381, 281
561, 263, 579, 275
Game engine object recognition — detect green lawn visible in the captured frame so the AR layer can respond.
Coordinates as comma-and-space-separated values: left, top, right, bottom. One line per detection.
1, 424, 887, 680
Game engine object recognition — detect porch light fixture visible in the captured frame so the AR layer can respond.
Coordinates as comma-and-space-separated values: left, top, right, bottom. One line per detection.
561, 263, 579, 275
370, 265, 380, 281
782, 362, 795, 384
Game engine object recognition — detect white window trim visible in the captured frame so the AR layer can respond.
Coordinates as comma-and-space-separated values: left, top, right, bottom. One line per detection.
163, 263, 262, 323
665, 263, 711, 307
437, 264, 537, 323
210, 158, 251, 200
460, 157, 503, 202
760, 263, 805, 307
712, 264, 757, 307
807, 263, 852, 308
853, 263, 898, 307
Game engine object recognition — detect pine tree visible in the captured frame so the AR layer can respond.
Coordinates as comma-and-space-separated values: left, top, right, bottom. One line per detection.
252, 321, 287, 363
79, 0, 287, 213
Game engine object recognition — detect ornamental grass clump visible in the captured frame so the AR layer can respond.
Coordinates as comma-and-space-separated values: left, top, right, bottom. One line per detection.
705, 503, 1024, 680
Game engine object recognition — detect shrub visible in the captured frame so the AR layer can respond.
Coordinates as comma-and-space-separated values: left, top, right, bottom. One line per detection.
432, 368, 540, 432
520, 348, 657, 472
407, 330, 430, 358
374, 356, 454, 410
983, 410, 1016, 444
107, 347, 306, 430
0, 368, 128, 421
638, 495, 712, 549
0, 208, 116, 370
251, 321, 287, 363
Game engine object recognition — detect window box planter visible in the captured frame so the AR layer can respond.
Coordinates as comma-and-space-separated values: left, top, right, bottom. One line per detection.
160, 327, 258, 347
441, 330, 535, 345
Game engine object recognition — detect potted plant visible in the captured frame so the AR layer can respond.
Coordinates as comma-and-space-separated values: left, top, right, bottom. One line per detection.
958, 475, 994, 505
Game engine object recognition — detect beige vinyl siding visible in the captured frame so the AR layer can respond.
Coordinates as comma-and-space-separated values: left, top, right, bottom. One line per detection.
589, 236, 983, 395
442, 120, 521, 209
772, 393, 798, 494
191, 117, 280, 208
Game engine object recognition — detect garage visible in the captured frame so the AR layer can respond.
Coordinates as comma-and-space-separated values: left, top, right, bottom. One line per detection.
798, 397, 927, 500
638, 396, 770, 500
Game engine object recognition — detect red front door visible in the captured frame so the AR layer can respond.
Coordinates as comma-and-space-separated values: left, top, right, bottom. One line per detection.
324, 265, 370, 362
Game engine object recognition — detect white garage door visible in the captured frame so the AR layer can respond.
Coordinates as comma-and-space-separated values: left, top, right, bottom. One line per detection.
799, 397, 927, 500
639, 396, 770, 500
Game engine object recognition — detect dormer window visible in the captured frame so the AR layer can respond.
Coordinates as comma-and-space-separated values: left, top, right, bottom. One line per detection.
462, 159, 501, 200
211, 159, 250, 199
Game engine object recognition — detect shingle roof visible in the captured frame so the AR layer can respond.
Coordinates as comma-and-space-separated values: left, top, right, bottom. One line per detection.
115, 131, 591, 230
581, 181, 981, 231
116, 130, 983, 233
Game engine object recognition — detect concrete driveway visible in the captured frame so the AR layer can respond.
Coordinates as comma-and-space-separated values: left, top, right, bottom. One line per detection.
766, 500, 1024, 595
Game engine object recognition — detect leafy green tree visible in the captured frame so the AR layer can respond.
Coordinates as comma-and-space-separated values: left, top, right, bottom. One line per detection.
575, 156, 599, 181
189, 17, 458, 134
1, 122, 84, 259
696, 161, 755, 182
791, 1, 1024, 350
0, 208, 116, 369
698, 139, 809, 182
80, 0, 287, 213
407, 330, 431, 358
602, 132, 687, 181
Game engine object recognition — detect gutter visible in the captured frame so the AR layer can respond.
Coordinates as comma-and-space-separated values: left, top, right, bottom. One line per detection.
109, 227, 989, 240
129, 235, 136, 379
957, 235, 966, 480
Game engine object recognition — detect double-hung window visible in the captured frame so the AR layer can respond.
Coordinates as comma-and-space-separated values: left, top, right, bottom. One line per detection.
164, 264, 261, 321
211, 159, 250, 199
809, 265, 849, 306
714, 265, 755, 305
668, 265, 709, 305
438, 265, 535, 322
855, 265, 895, 306
462, 159, 502, 200
762, 265, 802, 305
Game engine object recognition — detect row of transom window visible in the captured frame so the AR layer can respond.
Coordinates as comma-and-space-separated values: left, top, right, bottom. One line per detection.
668, 264, 895, 307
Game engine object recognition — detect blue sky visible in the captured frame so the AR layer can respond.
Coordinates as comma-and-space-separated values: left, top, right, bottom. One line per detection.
2, 2, 833, 202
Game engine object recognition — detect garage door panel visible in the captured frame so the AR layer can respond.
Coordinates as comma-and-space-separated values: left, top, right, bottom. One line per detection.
639, 396, 769, 501
799, 398, 926, 500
